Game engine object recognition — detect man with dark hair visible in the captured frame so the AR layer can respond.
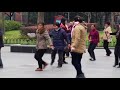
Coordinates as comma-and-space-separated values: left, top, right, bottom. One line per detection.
71, 16, 87, 78
0, 30, 4, 68
49, 22, 70, 68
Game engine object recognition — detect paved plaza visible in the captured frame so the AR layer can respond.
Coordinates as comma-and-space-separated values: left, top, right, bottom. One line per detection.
0, 46, 120, 78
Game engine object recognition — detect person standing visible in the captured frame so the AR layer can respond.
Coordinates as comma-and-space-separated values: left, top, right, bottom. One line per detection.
110, 24, 120, 68
71, 16, 87, 78
0, 30, 4, 68
60, 18, 69, 63
102, 22, 112, 56
35, 22, 53, 71
49, 22, 70, 68
88, 25, 100, 61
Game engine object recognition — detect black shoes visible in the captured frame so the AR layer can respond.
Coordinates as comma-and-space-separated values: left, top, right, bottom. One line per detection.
63, 61, 68, 64
89, 58, 96, 61
50, 61, 54, 65
57, 65, 62, 68
117, 66, 120, 68
113, 64, 120, 68
0, 66, 3, 68
76, 74, 86, 78
106, 52, 112, 56
113, 64, 117, 67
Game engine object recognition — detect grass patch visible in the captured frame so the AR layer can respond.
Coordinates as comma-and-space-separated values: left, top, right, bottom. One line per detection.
4, 30, 21, 39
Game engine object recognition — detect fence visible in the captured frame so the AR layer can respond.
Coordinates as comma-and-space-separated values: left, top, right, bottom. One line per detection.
4, 38, 116, 47
4, 39, 36, 45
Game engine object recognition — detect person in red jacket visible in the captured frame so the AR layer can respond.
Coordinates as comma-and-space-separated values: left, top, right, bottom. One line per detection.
88, 24, 100, 61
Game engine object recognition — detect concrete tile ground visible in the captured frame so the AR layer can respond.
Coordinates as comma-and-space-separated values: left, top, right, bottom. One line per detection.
0, 46, 119, 78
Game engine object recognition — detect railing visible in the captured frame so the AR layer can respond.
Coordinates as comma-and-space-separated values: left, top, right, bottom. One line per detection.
4, 39, 36, 45
4, 38, 116, 47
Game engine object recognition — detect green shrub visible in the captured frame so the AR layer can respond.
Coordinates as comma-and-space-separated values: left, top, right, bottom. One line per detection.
4, 20, 23, 31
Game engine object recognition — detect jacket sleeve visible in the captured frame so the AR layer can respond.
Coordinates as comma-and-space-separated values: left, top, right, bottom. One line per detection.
44, 30, 53, 46
110, 32, 117, 35
97, 31, 100, 42
72, 27, 80, 48
63, 31, 70, 45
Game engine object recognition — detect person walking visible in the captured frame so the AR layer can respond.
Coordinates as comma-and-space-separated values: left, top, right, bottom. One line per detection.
71, 16, 87, 78
102, 22, 112, 56
0, 30, 4, 68
88, 24, 100, 61
49, 22, 70, 68
35, 22, 53, 71
110, 24, 120, 68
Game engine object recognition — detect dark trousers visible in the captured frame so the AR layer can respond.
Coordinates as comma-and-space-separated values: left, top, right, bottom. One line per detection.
71, 52, 83, 76
103, 40, 111, 55
36, 49, 46, 69
114, 46, 120, 66
88, 42, 97, 60
63, 51, 66, 62
51, 48, 63, 66
65, 52, 69, 57
0, 48, 3, 66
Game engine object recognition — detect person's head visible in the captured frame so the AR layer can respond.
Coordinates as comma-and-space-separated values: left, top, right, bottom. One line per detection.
105, 22, 110, 28
91, 24, 96, 30
61, 18, 66, 25
37, 22, 45, 30
74, 15, 83, 23
53, 22, 60, 29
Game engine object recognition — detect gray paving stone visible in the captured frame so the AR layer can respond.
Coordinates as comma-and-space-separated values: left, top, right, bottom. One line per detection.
0, 46, 119, 78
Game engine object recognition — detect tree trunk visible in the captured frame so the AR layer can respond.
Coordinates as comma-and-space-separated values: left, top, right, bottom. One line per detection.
87, 12, 91, 23
37, 12, 44, 23
111, 12, 114, 28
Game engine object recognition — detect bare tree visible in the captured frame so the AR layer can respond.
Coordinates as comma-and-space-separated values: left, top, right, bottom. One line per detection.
4, 12, 14, 20
37, 12, 44, 23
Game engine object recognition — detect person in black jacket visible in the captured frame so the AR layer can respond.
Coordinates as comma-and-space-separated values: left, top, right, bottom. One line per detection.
49, 22, 70, 68
0, 30, 4, 68
110, 24, 120, 68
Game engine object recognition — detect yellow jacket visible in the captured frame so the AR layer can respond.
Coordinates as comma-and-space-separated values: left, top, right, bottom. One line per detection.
103, 26, 112, 41
71, 24, 87, 54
